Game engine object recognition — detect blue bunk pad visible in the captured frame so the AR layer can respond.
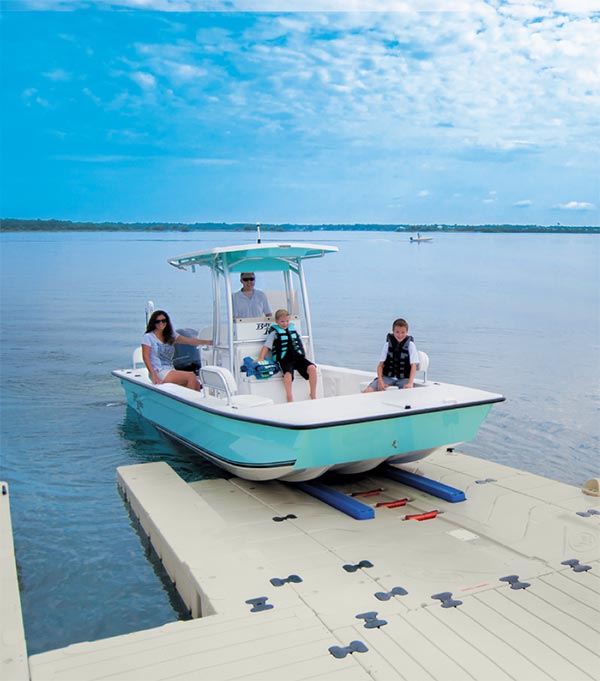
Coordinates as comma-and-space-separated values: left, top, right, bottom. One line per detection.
294, 482, 375, 520
383, 467, 466, 503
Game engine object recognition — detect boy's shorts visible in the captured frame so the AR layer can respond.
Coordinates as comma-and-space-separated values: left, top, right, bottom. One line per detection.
279, 356, 315, 380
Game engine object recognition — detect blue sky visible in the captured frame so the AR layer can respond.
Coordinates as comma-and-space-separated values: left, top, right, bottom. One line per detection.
1, 1, 599, 225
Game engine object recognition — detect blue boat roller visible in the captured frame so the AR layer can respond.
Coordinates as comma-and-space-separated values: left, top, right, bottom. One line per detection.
294, 469, 465, 521
383, 467, 466, 502
294, 482, 375, 520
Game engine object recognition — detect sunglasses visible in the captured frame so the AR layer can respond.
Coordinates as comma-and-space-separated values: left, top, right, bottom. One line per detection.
242, 277, 255, 282
155, 319, 167, 324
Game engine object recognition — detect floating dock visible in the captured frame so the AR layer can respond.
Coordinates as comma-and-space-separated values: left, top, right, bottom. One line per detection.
1, 483, 28, 681
3, 450, 600, 680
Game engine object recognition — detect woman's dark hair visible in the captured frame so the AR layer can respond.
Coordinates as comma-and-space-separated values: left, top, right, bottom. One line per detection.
146, 310, 175, 344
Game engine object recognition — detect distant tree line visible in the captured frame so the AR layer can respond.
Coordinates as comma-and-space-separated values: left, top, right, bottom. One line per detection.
0, 218, 598, 234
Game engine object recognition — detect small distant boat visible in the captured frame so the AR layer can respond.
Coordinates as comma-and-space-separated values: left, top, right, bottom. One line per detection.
409, 233, 433, 242
113, 241, 503, 482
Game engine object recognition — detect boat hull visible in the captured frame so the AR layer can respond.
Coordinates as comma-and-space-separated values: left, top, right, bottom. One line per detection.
116, 374, 498, 481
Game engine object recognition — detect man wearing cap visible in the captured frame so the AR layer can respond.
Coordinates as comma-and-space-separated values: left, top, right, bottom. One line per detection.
232, 272, 272, 318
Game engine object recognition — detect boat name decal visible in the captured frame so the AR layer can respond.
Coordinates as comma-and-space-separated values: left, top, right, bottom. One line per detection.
255, 322, 271, 334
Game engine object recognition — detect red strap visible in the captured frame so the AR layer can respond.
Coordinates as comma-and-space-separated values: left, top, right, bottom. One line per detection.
404, 510, 440, 521
375, 498, 409, 508
350, 488, 384, 498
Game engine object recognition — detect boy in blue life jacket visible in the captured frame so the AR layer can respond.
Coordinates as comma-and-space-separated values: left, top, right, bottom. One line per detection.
363, 318, 418, 392
258, 309, 317, 402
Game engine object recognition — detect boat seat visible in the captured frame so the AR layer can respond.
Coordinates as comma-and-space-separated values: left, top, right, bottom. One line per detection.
200, 365, 273, 409
417, 350, 429, 383
132, 346, 144, 369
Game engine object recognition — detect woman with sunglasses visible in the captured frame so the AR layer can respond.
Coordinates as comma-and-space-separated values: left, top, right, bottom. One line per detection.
141, 310, 212, 390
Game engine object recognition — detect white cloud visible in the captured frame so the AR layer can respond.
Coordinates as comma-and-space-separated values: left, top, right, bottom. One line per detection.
53, 154, 145, 162
71, 4, 597, 168
185, 158, 238, 166
22, 88, 50, 107
16, 1, 484, 9
13, 0, 600, 19
165, 61, 207, 81
8, 1, 600, 224
552, 0, 600, 11
130, 71, 157, 89
82, 87, 102, 106
43, 68, 71, 81
266, 11, 593, 156
40, 12, 600, 144
558, 201, 597, 211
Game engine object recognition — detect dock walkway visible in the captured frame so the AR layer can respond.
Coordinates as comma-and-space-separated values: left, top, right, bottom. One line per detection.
0, 482, 28, 681
7, 450, 600, 680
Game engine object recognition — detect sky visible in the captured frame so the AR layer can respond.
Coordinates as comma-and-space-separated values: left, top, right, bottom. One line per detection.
1, 0, 599, 225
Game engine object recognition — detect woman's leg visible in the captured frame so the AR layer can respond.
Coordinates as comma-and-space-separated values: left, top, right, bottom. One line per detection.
161, 370, 201, 391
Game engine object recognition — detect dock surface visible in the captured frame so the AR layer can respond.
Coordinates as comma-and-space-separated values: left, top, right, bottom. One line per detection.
11, 450, 600, 680
0, 482, 28, 681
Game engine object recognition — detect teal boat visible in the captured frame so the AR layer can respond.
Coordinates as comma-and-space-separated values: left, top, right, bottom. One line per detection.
113, 242, 504, 481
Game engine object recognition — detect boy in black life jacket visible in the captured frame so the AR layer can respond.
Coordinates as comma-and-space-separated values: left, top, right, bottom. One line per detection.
363, 318, 419, 392
258, 308, 317, 402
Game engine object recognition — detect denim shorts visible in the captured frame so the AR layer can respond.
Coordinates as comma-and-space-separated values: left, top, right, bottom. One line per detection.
367, 376, 409, 391
156, 367, 174, 381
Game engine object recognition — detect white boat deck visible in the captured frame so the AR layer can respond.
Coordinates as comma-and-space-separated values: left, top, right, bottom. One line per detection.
113, 368, 503, 426
3, 451, 599, 681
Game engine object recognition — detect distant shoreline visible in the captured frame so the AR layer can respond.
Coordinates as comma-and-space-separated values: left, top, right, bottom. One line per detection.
1, 218, 598, 234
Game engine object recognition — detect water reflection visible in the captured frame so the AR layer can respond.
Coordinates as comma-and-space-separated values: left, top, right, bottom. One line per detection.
117, 406, 228, 482
118, 484, 192, 621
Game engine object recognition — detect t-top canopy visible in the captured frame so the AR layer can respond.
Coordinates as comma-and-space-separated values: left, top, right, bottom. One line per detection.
167, 242, 339, 273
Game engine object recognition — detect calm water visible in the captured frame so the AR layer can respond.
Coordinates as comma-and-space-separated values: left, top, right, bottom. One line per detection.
1, 230, 598, 655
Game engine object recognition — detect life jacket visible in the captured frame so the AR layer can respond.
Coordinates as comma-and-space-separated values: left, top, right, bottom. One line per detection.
382, 334, 414, 379
270, 323, 305, 362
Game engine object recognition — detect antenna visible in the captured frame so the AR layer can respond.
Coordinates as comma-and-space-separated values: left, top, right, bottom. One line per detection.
145, 300, 155, 324
256, 223, 261, 243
